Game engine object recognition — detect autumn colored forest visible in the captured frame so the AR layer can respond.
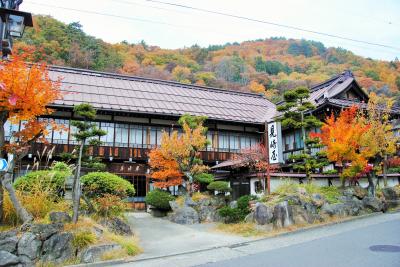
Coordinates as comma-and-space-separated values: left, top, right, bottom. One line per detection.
15, 15, 400, 104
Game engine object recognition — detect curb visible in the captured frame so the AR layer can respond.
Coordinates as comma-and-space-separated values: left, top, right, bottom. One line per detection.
69, 209, 400, 267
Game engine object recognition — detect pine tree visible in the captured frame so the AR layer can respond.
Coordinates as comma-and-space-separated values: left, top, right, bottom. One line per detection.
277, 86, 327, 182
71, 104, 106, 223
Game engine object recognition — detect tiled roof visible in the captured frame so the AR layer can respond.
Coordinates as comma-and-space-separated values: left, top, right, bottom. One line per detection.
48, 66, 276, 124
309, 70, 367, 105
322, 98, 400, 114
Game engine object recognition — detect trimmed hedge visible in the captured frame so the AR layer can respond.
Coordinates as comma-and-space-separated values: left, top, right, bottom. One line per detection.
207, 181, 231, 193
145, 189, 175, 210
80, 172, 135, 198
194, 173, 214, 184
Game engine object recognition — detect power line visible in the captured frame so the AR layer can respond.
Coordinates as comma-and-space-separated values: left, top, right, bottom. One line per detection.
29, 1, 180, 28
145, 0, 400, 52
26, 1, 399, 58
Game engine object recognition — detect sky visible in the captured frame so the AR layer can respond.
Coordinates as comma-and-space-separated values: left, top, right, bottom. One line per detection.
21, 0, 400, 61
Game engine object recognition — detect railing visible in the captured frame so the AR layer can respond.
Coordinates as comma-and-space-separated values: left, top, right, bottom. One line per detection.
29, 143, 237, 162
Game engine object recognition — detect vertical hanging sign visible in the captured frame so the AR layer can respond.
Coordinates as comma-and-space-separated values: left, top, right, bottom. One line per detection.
267, 122, 283, 164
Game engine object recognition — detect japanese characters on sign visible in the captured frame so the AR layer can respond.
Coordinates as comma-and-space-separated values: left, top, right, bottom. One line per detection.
268, 122, 283, 164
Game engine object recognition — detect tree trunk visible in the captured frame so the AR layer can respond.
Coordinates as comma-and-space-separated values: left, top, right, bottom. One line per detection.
1, 157, 33, 223
72, 141, 84, 223
367, 173, 375, 197
0, 114, 6, 222
383, 154, 388, 187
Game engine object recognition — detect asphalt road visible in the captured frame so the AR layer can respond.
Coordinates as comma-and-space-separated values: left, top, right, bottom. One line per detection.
112, 212, 400, 267
197, 217, 400, 267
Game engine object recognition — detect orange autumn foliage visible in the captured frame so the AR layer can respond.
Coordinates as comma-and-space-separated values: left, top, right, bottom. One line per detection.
0, 53, 62, 122
0, 53, 63, 152
149, 149, 183, 189
313, 106, 369, 166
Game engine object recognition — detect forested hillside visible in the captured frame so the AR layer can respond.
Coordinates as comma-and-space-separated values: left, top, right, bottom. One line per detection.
16, 15, 400, 103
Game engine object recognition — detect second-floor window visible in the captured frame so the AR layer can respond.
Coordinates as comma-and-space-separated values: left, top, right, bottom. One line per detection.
115, 123, 129, 147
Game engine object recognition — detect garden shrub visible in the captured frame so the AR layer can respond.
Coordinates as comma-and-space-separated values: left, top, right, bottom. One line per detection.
207, 181, 231, 193
274, 180, 299, 196
14, 164, 72, 195
72, 231, 97, 250
94, 194, 128, 218
194, 173, 214, 184
299, 183, 320, 195
218, 206, 242, 223
319, 186, 341, 204
4, 181, 70, 226
219, 195, 254, 223
80, 172, 135, 198
192, 192, 210, 202
145, 189, 175, 210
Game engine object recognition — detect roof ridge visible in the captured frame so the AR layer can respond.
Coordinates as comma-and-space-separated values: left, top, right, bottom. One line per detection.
48, 65, 270, 100
310, 70, 353, 92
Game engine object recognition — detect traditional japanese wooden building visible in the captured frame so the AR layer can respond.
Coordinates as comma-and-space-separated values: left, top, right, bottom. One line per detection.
213, 70, 400, 194
6, 67, 399, 203
5, 65, 276, 206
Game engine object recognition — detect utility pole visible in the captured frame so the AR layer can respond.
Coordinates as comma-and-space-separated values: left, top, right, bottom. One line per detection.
0, 0, 32, 59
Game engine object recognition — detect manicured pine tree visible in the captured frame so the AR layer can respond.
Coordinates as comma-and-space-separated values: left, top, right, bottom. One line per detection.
71, 104, 106, 223
277, 86, 327, 182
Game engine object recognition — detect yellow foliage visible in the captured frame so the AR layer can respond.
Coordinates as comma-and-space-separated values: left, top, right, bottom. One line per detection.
3, 182, 70, 226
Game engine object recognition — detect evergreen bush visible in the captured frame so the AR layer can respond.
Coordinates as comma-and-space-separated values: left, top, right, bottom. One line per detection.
207, 181, 231, 193
145, 189, 175, 210
80, 172, 135, 198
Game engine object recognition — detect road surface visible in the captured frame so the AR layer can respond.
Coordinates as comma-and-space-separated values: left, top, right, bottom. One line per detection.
197, 215, 400, 267
114, 212, 400, 267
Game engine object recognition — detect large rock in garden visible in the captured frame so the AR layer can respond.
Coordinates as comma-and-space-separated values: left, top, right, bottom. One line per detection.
0, 230, 18, 254
41, 232, 74, 264
0, 250, 20, 267
184, 196, 198, 207
100, 217, 133, 236
382, 187, 400, 208
321, 203, 348, 217
344, 198, 364, 216
210, 196, 226, 208
198, 206, 219, 222
28, 223, 63, 241
198, 198, 211, 207
311, 193, 325, 207
273, 201, 294, 228
0, 237, 18, 254
169, 201, 180, 211
17, 232, 41, 261
343, 188, 355, 200
49, 211, 72, 224
363, 197, 385, 212
254, 203, 273, 225
353, 186, 368, 200
80, 244, 122, 264
170, 207, 199, 224
292, 205, 316, 224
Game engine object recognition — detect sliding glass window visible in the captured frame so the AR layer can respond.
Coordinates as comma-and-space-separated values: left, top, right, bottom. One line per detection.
129, 125, 144, 148
115, 123, 129, 147
100, 122, 114, 146
53, 119, 69, 144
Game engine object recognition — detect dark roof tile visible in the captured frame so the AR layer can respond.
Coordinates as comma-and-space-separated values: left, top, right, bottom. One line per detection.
49, 66, 276, 124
